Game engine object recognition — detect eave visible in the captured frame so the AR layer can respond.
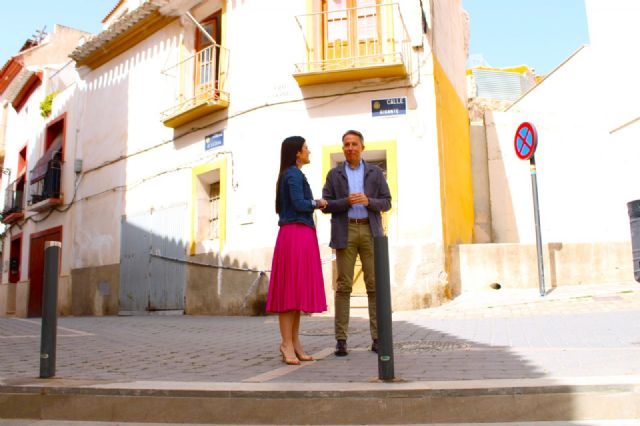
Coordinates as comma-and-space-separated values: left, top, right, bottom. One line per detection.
70, 1, 176, 70
0, 68, 36, 105
0, 59, 23, 97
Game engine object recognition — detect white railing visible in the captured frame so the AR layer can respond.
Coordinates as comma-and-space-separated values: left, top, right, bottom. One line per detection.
161, 43, 230, 121
294, 3, 411, 74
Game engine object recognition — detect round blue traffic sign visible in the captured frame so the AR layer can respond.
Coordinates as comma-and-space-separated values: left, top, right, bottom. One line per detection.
514, 122, 538, 160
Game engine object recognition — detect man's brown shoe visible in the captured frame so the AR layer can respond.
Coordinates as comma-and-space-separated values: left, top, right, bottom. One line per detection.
371, 339, 379, 353
335, 339, 348, 356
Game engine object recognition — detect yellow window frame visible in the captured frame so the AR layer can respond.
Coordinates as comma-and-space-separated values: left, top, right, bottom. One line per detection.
321, 139, 397, 216
190, 158, 227, 255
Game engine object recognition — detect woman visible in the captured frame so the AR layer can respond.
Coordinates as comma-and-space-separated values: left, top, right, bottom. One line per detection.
267, 136, 327, 365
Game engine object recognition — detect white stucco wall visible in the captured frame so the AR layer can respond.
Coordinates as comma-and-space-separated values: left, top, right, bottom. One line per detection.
485, 3, 640, 245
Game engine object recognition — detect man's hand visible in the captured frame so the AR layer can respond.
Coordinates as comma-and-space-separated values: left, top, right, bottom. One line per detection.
315, 198, 328, 209
348, 192, 369, 206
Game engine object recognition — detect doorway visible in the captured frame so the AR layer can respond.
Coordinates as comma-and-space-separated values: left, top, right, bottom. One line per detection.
28, 227, 62, 317
9, 235, 22, 284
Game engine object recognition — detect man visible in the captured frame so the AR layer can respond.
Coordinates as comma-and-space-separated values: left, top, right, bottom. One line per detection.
322, 130, 392, 356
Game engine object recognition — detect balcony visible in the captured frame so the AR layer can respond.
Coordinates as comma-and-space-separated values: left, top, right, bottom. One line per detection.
161, 43, 230, 128
1, 178, 24, 224
28, 157, 62, 212
293, 3, 411, 86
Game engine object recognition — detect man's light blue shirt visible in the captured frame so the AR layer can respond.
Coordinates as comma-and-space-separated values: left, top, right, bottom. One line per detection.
345, 160, 368, 219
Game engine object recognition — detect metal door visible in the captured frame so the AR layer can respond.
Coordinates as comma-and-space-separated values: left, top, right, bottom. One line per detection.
149, 205, 187, 311
119, 212, 151, 313
119, 205, 187, 314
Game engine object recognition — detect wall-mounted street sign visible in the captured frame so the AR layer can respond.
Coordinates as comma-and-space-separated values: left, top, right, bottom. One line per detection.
514, 122, 537, 160
205, 131, 224, 151
371, 97, 407, 117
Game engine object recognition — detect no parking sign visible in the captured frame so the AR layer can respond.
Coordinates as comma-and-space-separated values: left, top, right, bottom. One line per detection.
514, 122, 537, 160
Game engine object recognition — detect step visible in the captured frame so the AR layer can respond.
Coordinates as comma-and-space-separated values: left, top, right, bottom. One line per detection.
1, 376, 638, 424
1, 421, 639, 426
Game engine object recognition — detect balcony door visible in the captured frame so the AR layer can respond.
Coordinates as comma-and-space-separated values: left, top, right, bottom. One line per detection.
323, 0, 382, 67
195, 13, 221, 100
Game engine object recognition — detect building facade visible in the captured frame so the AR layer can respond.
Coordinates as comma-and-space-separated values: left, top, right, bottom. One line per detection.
0, 0, 472, 317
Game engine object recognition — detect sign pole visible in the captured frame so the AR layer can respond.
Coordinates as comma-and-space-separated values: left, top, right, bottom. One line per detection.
40, 241, 61, 378
529, 155, 546, 297
374, 236, 394, 381
514, 122, 546, 297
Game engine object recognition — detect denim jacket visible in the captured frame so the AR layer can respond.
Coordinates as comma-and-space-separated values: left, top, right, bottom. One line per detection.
278, 166, 316, 229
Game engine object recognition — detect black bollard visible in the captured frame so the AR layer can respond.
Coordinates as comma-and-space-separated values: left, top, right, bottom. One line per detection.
374, 236, 394, 381
40, 241, 61, 379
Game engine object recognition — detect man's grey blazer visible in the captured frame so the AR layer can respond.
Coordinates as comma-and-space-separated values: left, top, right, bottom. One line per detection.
322, 161, 392, 249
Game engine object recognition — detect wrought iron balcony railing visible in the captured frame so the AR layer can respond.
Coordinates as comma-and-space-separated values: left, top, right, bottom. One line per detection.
29, 158, 61, 208
293, 3, 411, 85
160, 43, 230, 128
2, 178, 24, 218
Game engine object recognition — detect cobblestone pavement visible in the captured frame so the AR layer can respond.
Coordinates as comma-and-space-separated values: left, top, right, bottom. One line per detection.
1, 283, 639, 384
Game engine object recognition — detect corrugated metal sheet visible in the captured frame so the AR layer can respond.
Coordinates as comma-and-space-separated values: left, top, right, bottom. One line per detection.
472, 69, 532, 101
119, 212, 152, 313
149, 205, 187, 311
119, 204, 187, 314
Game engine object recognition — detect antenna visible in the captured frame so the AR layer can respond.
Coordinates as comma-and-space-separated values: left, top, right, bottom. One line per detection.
31, 26, 48, 44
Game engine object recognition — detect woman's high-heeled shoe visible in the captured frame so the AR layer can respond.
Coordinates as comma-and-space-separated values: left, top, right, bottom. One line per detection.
294, 350, 314, 362
280, 347, 301, 365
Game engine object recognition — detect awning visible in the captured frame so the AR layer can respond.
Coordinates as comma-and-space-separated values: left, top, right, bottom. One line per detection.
30, 135, 62, 183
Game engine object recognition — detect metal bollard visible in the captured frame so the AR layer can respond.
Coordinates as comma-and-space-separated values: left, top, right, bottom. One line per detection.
40, 241, 61, 379
374, 236, 394, 381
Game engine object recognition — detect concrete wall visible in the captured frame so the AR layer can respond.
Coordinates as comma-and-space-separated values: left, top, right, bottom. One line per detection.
451, 242, 632, 294
70, 264, 119, 316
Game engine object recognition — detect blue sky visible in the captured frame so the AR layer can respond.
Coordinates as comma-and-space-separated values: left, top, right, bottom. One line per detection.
1, 1, 589, 76
0, 1, 112, 64
462, 0, 590, 75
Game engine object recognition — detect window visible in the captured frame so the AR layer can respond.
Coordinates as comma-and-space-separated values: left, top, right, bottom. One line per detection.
323, 0, 382, 66
191, 159, 227, 254
209, 181, 220, 239
18, 146, 27, 178
195, 13, 222, 100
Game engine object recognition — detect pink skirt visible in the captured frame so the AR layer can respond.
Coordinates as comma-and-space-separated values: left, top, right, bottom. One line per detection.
266, 223, 327, 313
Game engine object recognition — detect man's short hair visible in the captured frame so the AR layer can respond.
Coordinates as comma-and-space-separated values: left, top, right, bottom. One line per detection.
342, 130, 364, 143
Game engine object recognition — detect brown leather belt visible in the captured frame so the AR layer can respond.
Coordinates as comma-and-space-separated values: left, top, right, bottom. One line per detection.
349, 218, 369, 224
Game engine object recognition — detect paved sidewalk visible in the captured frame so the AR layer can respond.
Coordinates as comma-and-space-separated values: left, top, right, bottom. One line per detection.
1, 282, 639, 385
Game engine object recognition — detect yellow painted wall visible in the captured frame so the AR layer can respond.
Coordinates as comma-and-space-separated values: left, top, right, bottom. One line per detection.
433, 55, 474, 288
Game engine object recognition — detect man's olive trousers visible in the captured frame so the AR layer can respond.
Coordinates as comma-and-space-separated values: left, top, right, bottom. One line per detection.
334, 222, 377, 341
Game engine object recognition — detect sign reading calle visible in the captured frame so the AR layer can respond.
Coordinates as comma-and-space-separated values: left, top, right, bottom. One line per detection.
205, 131, 224, 151
371, 97, 407, 117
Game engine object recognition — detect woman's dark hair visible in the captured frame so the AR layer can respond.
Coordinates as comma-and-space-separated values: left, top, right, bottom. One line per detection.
275, 136, 306, 214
